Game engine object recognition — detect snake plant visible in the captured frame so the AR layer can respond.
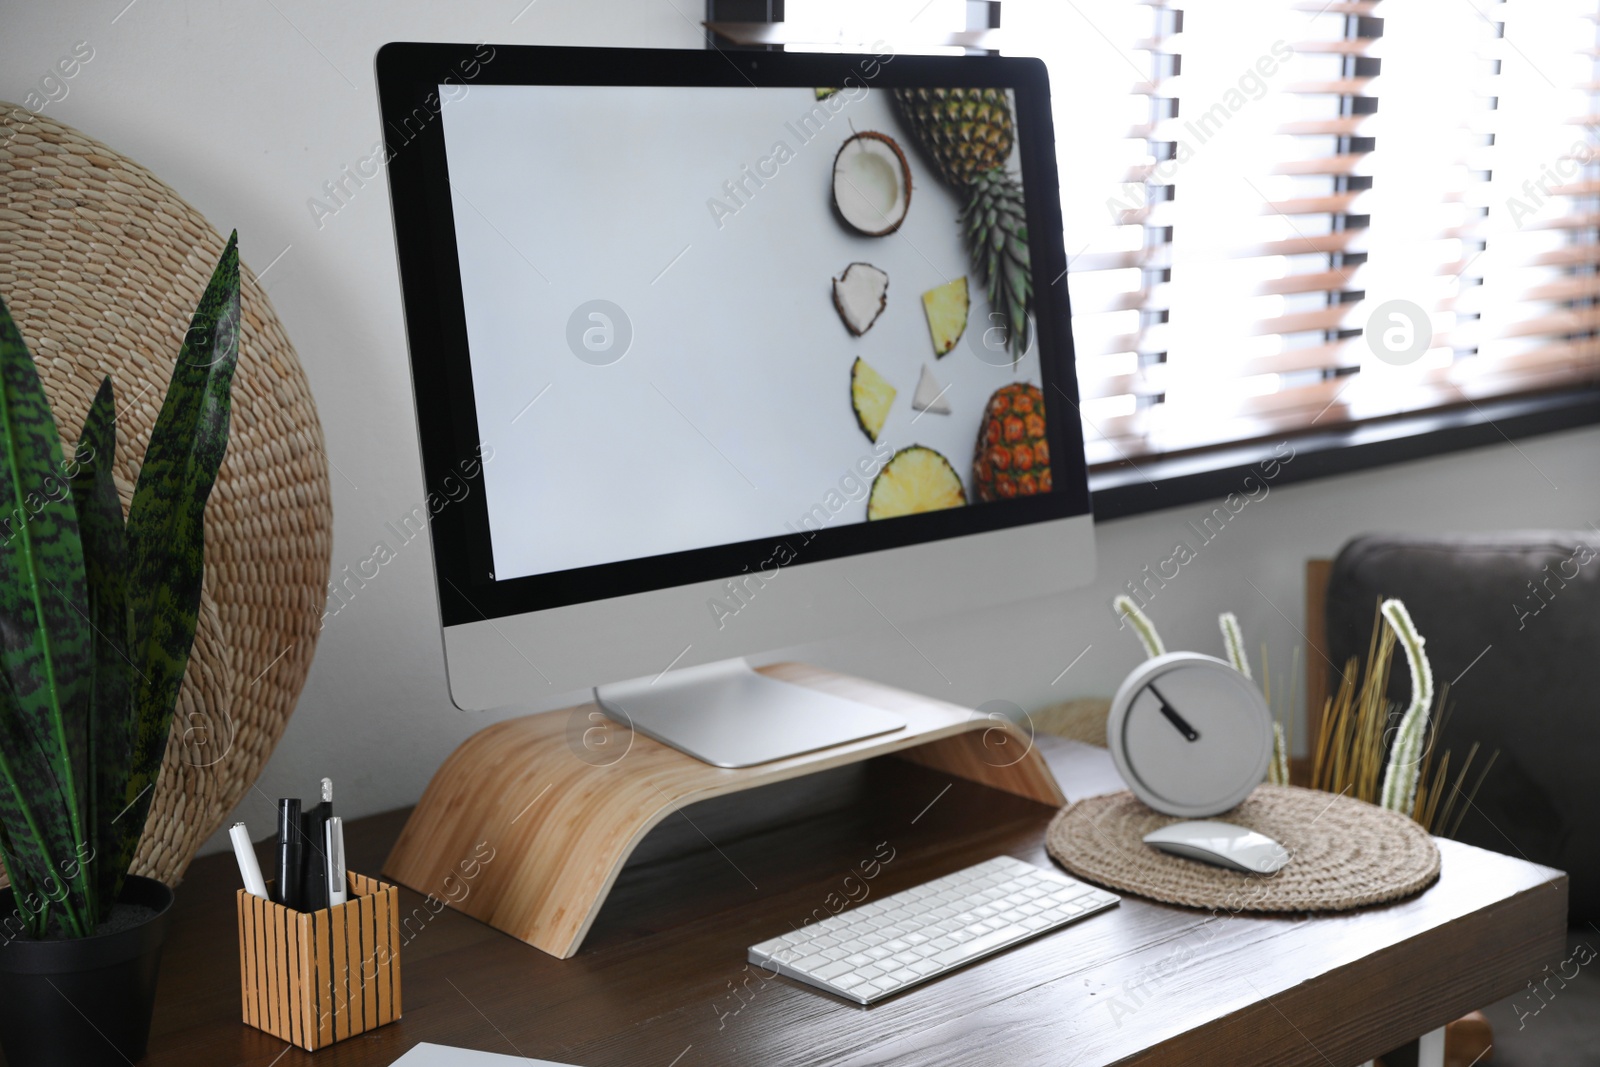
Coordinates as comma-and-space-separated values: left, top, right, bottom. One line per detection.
0, 232, 239, 939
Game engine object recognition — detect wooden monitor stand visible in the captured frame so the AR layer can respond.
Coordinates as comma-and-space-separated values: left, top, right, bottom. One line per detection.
383, 663, 1066, 959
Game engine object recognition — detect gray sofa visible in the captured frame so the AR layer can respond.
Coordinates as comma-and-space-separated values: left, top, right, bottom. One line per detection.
1325, 532, 1598, 924
1328, 532, 1600, 1065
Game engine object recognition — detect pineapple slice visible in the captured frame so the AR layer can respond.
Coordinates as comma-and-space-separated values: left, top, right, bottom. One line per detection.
850, 357, 896, 443
921, 277, 969, 356
868, 446, 967, 520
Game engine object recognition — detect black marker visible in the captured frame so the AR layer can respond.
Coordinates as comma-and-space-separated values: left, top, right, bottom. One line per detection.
276, 797, 303, 910
300, 778, 333, 910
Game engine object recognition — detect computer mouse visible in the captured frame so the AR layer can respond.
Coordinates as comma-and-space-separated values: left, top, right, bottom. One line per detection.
1142, 820, 1290, 874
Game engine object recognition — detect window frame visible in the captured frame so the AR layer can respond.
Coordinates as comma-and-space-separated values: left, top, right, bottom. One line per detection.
1090, 385, 1600, 520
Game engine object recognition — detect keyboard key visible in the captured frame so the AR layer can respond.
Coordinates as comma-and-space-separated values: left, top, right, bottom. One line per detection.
811, 960, 852, 981
933, 925, 1028, 966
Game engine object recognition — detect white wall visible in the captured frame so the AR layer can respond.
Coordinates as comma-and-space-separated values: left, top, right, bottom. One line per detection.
4, 2, 1598, 857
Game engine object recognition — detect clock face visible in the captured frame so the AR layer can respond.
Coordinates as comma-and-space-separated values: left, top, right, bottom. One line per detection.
1107, 652, 1273, 817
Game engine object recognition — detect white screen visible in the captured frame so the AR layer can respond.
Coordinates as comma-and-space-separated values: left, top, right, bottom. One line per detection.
440, 84, 1044, 581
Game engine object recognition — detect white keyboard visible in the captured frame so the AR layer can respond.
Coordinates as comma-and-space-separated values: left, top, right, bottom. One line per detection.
747, 856, 1118, 1004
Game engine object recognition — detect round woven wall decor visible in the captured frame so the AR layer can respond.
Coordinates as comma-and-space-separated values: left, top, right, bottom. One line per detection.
0, 105, 332, 887
1046, 785, 1441, 913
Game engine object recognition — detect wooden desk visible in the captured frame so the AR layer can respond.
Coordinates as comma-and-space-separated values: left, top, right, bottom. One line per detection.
129, 737, 1565, 1067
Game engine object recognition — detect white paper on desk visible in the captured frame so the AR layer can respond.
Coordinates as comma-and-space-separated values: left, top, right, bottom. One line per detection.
388, 1042, 582, 1067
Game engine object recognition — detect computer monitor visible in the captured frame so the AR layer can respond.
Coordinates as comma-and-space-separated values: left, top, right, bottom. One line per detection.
377, 42, 1095, 767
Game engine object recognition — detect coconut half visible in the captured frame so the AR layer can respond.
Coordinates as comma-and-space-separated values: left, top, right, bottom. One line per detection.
833, 131, 912, 237
833, 262, 890, 336
911, 364, 952, 414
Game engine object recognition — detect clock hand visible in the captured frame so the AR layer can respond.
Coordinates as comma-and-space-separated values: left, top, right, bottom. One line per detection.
1146, 683, 1200, 742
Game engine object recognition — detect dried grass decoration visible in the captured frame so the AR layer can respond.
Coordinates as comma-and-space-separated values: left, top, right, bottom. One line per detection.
1310, 599, 1498, 835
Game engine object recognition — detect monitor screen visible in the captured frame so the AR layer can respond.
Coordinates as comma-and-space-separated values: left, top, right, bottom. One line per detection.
380, 45, 1089, 626
441, 83, 1055, 582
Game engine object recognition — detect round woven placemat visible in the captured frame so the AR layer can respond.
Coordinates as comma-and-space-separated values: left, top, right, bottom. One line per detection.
1046, 785, 1441, 913
0, 104, 332, 886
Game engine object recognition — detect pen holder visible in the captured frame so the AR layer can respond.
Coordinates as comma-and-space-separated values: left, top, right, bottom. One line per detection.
236, 872, 402, 1050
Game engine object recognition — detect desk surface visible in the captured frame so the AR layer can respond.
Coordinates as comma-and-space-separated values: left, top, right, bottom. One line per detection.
134, 737, 1564, 1067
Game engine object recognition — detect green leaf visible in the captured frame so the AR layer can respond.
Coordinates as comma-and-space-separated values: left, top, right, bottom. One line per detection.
0, 292, 94, 937
70, 377, 133, 909
0, 668, 57, 935
115, 232, 240, 879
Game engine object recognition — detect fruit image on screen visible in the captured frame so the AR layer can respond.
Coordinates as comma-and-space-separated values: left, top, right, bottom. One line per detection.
834, 262, 890, 337
868, 445, 967, 520
911, 364, 952, 415
893, 89, 1031, 360
851, 356, 897, 443
921, 277, 969, 356
973, 383, 1050, 501
439, 83, 1052, 582
832, 131, 912, 237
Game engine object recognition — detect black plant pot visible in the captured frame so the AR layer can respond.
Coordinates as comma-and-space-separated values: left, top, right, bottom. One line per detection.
0, 875, 175, 1067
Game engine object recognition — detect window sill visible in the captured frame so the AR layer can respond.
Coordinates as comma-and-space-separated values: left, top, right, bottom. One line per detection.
1088, 386, 1600, 522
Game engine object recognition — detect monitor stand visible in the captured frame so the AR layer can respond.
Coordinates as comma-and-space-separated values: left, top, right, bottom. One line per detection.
386, 662, 1066, 957
595, 657, 905, 768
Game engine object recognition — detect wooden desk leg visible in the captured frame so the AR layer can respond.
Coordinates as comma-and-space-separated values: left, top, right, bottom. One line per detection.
1416, 1026, 1445, 1067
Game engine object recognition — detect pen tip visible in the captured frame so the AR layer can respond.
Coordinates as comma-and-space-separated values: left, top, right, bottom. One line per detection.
322, 777, 333, 802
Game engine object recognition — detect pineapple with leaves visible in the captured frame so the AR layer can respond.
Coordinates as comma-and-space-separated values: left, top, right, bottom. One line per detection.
892, 88, 1031, 359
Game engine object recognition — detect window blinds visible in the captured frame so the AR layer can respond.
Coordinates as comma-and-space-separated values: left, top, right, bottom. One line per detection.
1012, 0, 1600, 467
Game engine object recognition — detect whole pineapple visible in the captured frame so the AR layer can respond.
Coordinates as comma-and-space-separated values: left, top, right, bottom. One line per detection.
973, 383, 1051, 501
893, 88, 1032, 359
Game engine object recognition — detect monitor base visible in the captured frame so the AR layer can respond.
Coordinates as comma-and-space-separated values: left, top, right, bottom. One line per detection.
595, 658, 905, 768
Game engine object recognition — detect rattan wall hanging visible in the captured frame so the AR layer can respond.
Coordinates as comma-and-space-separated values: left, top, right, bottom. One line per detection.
0, 104, 333, 887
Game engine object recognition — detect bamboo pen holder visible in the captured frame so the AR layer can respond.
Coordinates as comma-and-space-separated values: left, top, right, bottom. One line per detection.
236, 872, 402, 1050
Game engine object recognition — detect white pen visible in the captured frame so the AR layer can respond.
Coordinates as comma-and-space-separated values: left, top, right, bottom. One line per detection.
230, 821, 270, 900
326, 816, 348, 906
